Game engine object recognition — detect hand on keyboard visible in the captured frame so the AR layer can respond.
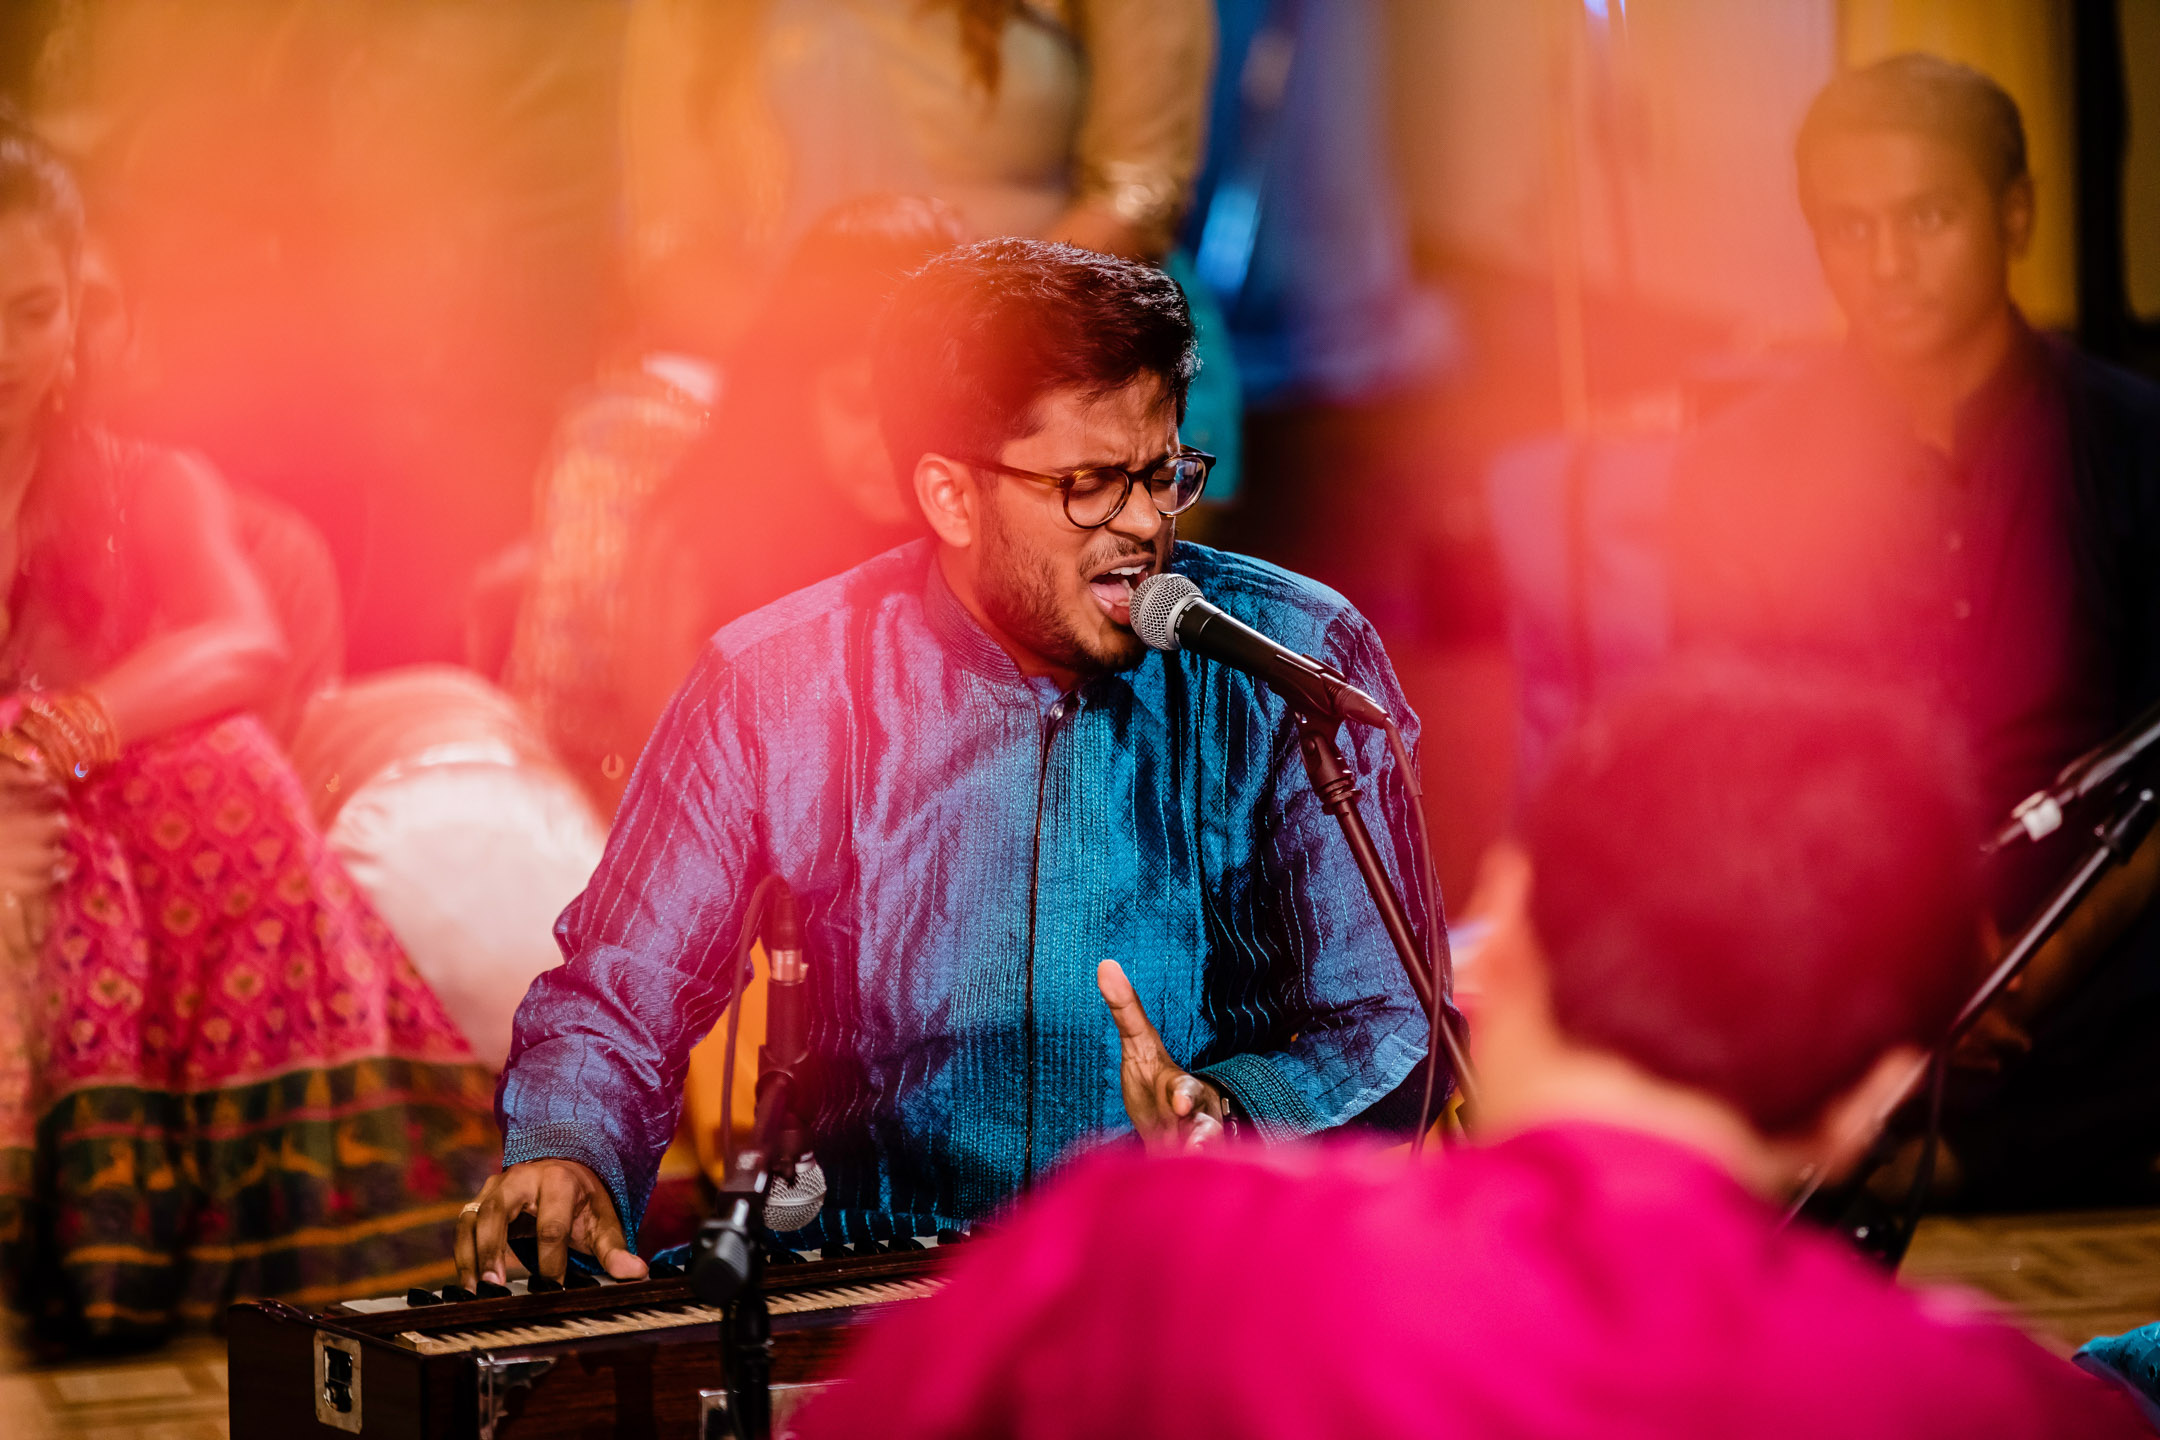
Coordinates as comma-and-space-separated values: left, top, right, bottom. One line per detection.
455, 1157, 650, 1289
1098, 959, 1230, 1156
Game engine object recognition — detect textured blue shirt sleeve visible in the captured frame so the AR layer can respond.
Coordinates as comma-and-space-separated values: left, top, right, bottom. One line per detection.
497, 644, 760, 1241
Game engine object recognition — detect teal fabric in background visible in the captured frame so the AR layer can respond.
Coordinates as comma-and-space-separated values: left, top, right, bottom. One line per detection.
1167, 248, 1245, 502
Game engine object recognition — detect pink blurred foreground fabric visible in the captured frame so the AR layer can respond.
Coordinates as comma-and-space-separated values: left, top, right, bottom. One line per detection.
799, 1123, 2148, 1439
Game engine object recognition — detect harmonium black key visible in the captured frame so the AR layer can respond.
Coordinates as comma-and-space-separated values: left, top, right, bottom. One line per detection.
226, 1245, 947, 1439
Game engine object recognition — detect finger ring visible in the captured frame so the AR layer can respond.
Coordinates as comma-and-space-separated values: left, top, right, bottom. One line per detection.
461, 1202, 482, 1217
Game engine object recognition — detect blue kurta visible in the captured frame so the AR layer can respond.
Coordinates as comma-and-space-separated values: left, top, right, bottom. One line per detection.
499, 540, 1442, 1243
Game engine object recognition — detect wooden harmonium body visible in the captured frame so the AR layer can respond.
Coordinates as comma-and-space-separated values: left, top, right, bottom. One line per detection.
227, 1242, 946, 1440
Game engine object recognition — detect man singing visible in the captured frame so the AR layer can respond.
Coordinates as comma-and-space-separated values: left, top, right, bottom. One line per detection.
1668, 54, 2160, 1206
456, 240, 1439, 1285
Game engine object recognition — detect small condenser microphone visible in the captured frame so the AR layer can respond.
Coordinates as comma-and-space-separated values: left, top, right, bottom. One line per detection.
759, 887, 825, 1233
1131, 573, 1390, 728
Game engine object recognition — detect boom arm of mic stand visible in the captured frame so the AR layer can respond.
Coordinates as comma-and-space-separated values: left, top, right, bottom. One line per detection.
1292, 709, 1480, 1115
1784, 784, 2160, 1237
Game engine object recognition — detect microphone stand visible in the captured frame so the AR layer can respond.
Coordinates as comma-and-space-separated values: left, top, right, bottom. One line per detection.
1789, 782, 2160, 1266
1289, 704, 1479, 1114
694, 888, 812, 1440
1787, 690, 2160, 1262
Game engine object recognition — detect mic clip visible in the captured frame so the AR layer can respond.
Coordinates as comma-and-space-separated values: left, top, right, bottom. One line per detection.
1272, 653, 1392, 730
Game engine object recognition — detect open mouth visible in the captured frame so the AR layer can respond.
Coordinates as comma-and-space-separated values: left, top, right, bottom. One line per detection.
1085, 557, 1154, 625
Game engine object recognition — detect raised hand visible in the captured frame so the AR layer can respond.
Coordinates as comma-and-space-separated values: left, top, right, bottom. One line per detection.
1097, 959, 1229, 1156
455, 1157, 649, 1289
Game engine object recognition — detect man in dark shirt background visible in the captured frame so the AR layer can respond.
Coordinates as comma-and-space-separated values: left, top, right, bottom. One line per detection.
1669, 53, 2160, 1208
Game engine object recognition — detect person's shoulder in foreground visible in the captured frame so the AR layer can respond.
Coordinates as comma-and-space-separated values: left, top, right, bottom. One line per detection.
801, 1130, 2140, 1440
795, 662, 2149, 1440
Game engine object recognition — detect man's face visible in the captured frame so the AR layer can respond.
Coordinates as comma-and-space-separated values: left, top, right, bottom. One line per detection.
1801, 128, 2027, 369
973, 378, 1179, 680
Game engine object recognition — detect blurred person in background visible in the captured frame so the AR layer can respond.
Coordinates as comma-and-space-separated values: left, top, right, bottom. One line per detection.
1194, 0, 1457, 637
1667, 53, 2160, 1210
798, 667, 2147, 1440
619, 195, 964, 762
624, 0, 1213, 322
502, 0, 1231, 808
0, 125, 497, 1347
30, 1, 626, 673
509, 196, 965, 814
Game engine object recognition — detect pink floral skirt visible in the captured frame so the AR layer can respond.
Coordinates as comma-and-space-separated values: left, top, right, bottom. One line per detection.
0, 713, 498, 1341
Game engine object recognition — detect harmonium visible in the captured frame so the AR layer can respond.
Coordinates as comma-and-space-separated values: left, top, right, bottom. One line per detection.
227, 1240, 950, 1440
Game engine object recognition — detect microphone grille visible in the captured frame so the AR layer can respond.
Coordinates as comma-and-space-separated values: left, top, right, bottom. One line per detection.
765, 1157, 827, 1234
1131, 573, 1201, 653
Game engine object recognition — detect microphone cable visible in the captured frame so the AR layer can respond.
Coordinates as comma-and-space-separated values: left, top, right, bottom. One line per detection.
716, 874, 789, 1169
1382, 717, 1469, 1154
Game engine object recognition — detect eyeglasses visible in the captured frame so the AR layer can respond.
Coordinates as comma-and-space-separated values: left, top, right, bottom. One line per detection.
959, 447, 1214, 529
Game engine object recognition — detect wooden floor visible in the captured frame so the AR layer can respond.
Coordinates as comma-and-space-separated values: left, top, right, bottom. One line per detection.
0, 1332, 229, 1440
5, 1208, 2159, 1436
1900, 1207, 2160, 1358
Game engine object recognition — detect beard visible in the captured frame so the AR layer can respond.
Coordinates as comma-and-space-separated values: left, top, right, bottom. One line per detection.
976, 495, 1165, 679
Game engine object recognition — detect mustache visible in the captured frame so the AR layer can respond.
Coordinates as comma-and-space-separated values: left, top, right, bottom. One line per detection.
1082, 535, 1171, 571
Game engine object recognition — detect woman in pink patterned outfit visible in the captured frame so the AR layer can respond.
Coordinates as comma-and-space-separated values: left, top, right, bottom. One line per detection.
0, 123, 497, 1345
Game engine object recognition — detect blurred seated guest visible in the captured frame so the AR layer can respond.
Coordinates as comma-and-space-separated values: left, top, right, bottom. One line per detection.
288, 667, 610, 1073
0, 125, 497, 1344
615, 195, 965, 773
622, 0, 1245, 499
226, 487, 345, 745
503, 195, 964, 811
1667, 54, 2160, 1206
799, 668, 2147, 1440
624, 0, 1213, 327
495, 353, 716, 808
69, 229, 345, 750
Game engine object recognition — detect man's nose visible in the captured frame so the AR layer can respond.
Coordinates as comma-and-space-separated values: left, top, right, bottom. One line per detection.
1870, 220, 1914, 282
1105, 480, 1167, 544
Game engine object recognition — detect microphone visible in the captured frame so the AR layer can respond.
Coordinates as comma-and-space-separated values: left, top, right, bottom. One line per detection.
762, 886, 808, 1072
1991, 697, 2160, 850
1131, 573, 1391, 727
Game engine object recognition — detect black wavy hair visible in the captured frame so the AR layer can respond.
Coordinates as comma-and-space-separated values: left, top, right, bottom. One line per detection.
1526, 662, 1985, 1136
872, 238, 1198, 481
1798, 52, 2029, 206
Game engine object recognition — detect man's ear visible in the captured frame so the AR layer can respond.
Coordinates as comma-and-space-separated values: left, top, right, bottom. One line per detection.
913, 454, 976, 549
2000, 175, 2036, 261
1800, 1043, 1929, 1188
1459, 840, 1552, 1068
1467, 842, 1538, 993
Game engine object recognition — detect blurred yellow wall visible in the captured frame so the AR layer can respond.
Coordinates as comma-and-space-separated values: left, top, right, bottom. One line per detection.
683, 946, 769, 1183
1839, 0, 2078, 328
2128, 0, 2160, 320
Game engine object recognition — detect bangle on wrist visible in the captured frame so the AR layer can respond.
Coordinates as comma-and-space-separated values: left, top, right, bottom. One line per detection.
9, 689, 119, 784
